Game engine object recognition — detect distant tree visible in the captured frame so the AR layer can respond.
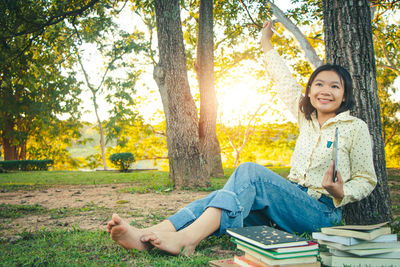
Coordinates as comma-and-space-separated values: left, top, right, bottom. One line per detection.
220, 104, 267, 167
74, 31, 146, 170
0, 0, 104, 160
107, 119, 167, 164
27, 118, 85, 170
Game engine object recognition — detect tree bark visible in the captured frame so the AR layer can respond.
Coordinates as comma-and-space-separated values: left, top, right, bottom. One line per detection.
1, 117, 18, 160
153, 0, 209, 188
92, 93, 108, 170
196, 0, 224, 178
322, 0, 392, 224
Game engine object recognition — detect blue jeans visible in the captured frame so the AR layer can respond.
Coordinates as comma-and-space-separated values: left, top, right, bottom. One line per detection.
168, 162, 342, 235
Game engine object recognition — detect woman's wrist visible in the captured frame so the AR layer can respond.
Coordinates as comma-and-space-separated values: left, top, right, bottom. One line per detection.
262, 40, 273, 54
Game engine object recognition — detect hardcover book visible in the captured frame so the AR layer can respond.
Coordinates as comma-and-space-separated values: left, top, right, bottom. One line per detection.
329, 247, 400, 258
209, 258, 237, 267
318, 239, 400, 251
242, 248, 317, 266
270, 241, 319, 253
246, 253, 322, 267
323, 222, 388, 231
312, 232, 397, 246
320, 222, 391, 241
226, 225, 309, 250
232, 238, 319, 259
234, 255, 268, 267
230, 255, 321, 267
320, 251, 400, 266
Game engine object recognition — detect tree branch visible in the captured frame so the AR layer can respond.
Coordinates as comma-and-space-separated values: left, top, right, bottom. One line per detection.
149, 125, 166, 137
373, 32, 400, 75
384, 123, 400, 146
5, 0, 101, 39
238, 0, 263, 28
267, 0, 324, 69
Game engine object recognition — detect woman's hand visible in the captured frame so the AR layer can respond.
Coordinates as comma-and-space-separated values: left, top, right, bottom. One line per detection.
322, 160, 344, 200
261, 21, 275, 53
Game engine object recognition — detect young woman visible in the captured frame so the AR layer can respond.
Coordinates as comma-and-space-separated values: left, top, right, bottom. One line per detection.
106, 21, 377, 256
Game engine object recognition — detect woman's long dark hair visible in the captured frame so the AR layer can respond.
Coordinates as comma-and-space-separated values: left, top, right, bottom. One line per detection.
299, 64, 355, 120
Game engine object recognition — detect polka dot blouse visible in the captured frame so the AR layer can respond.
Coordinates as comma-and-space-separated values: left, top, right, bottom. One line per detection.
263, 49, 377, 208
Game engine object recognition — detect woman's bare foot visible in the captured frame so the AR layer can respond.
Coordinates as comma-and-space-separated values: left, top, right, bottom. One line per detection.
107, 214, 153, 251
140, 231, 198, 256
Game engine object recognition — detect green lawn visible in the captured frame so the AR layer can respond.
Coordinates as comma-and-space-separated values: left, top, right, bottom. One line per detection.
0, 167, 397, 266
0, 229, 236, 266
0, 170, 170, 185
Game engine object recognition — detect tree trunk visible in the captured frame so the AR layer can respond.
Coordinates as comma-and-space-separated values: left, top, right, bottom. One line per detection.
2, 137, 18, 160
1, 118, 18, 160
91, 92, 108, 170
322, 0, 392, 224
153, 0, 209, 188
196, 0, 224, 178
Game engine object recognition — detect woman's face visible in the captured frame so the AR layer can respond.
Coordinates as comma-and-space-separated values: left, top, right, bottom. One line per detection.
308, 70, 345, 120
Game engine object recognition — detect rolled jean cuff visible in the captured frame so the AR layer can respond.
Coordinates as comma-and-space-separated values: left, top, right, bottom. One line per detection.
168, 189, 244, 235
208, 189, 243, 217
209, 190, 244, 235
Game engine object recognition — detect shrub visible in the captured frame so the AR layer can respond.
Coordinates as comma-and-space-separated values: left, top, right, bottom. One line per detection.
109, 152, 135, 172
0, 159, 54, 171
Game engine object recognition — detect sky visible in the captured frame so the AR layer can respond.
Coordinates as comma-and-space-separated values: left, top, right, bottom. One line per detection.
75, 1, 399, 125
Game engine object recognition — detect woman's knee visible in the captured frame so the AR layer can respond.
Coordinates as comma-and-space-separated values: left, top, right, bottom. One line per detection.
236, 162, 260, 172
229, 162, 265, 185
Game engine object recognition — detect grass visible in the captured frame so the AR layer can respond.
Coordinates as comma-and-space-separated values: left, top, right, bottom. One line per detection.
0, 228, 236, 266
0, 166, 398, 266
0, 167, 290, 192
0, 203, 45, 218
0, 170, 170, 192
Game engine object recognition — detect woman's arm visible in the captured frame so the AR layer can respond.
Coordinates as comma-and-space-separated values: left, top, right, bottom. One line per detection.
261, 21, 303, 123
324, 121, 377, 207
261, 21, 274, 53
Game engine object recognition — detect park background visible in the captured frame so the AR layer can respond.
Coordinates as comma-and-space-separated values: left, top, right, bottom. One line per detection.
1, 0, 399, 171
1, 0, 400, 265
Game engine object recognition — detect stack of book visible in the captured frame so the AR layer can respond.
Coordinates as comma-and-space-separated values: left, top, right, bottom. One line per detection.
312, 222, 400, 266
225, 225, 320, 267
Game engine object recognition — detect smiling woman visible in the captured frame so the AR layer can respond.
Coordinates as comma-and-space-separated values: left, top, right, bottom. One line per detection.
308, 70, 345, 125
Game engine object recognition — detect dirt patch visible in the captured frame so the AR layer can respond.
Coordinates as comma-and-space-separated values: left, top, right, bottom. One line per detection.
388, 168, 400, 177
2, 174, 400, 239
0, 184, 208, 238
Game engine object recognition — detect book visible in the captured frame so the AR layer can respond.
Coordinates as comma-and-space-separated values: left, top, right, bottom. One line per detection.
329, 247, 400, 258
234, 254, 321, 267
234, 255, 268, 267
324, 221, 389, 231
270, 241, 319, 253
209, 258, 238, 267
232, 238, 319, 259
226, 225, 309, 250
312, 232, 397, 246
320, 222, 391, 241
320, 251, 400, 266
318, 239, 400, 251
242, 248, 317, 266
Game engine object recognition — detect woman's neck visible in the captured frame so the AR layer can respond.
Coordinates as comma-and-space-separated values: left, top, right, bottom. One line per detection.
317, 112, 336, 127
